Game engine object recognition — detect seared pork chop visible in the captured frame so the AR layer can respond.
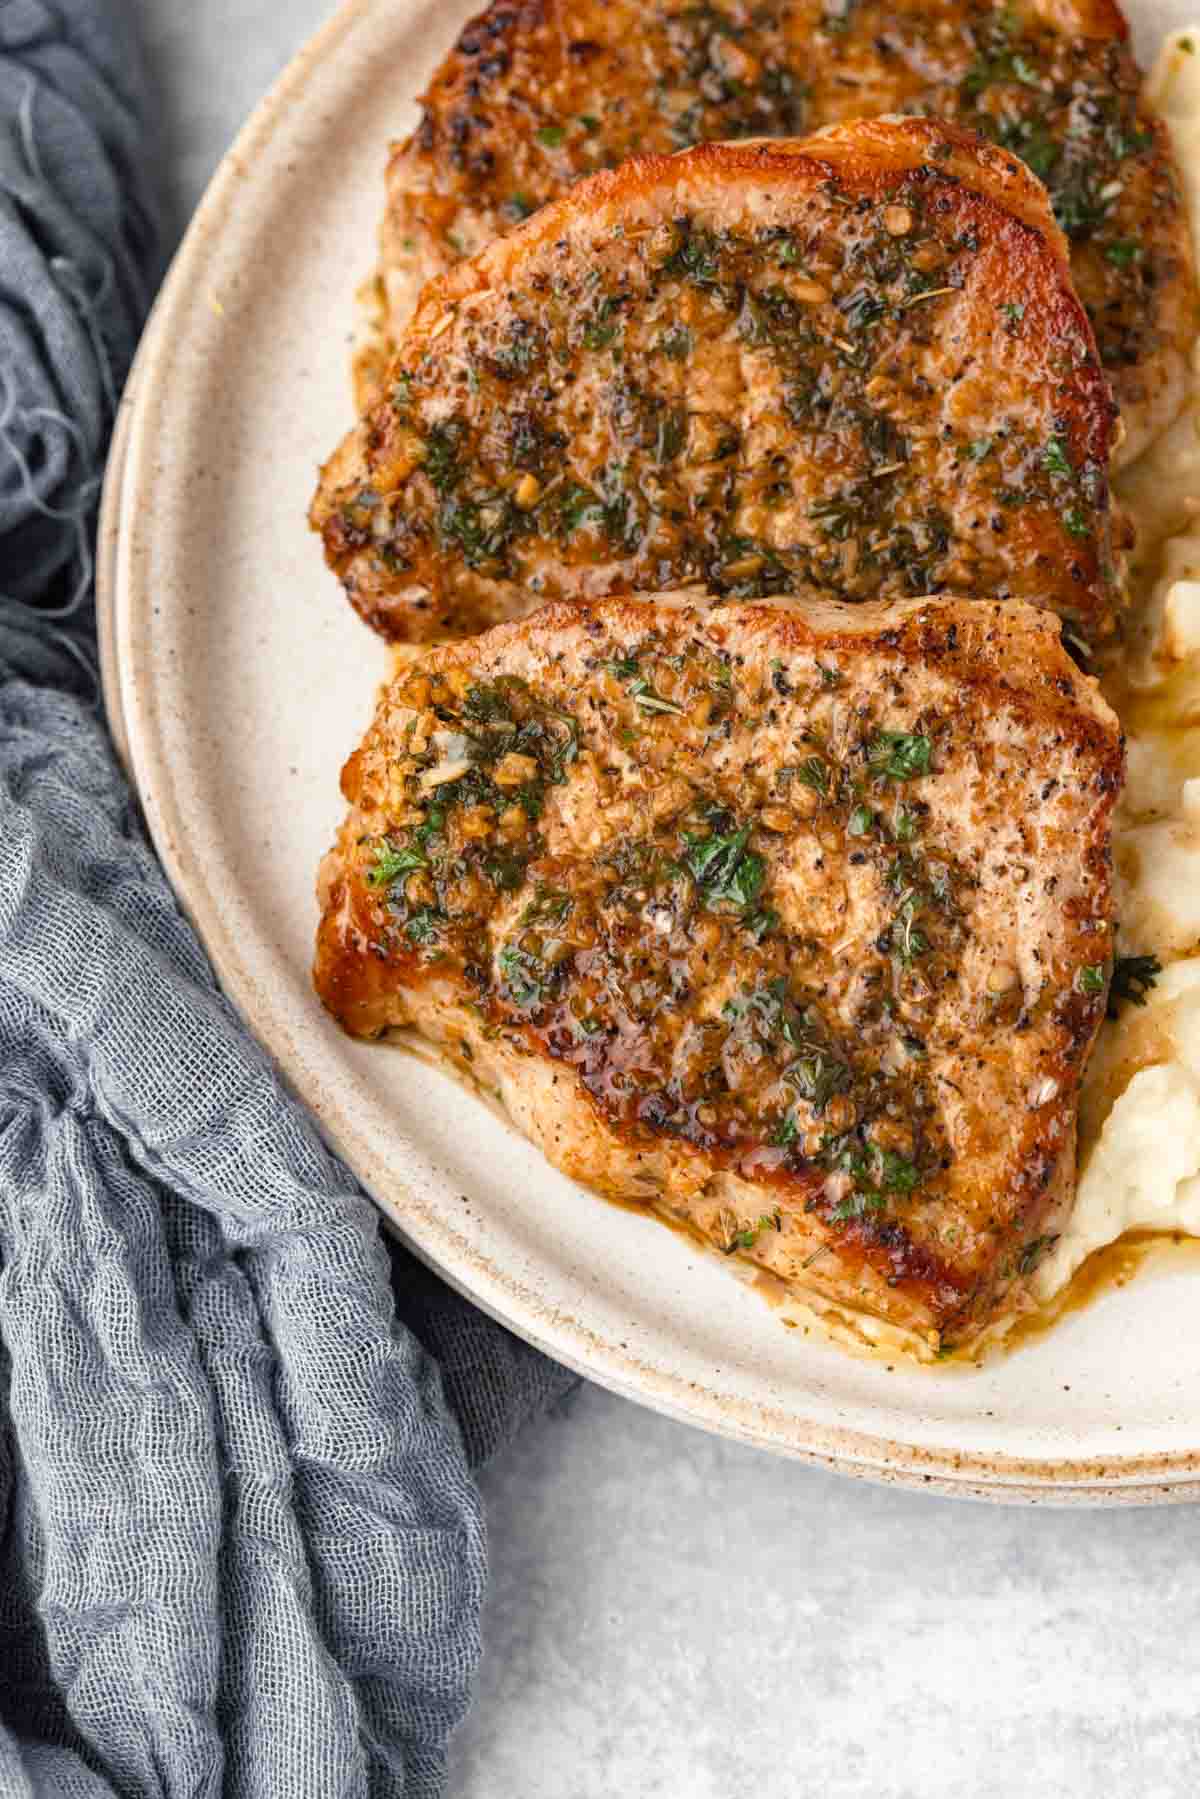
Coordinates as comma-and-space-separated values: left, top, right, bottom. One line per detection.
314, 593, 1123, 1353
316, 123, 1123, 648
374, 0, 1195, 466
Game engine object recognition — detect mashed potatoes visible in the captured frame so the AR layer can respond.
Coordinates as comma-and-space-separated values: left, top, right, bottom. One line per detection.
1037, 30, 1200, 1298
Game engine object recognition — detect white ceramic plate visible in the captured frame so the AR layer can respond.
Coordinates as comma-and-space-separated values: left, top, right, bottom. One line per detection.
102, 0, 1200, 1501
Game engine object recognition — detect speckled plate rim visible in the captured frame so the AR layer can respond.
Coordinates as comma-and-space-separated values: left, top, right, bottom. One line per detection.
100, 0, 1200, 1504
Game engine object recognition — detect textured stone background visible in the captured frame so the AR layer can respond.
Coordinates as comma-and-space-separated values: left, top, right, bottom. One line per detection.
131, 6, 1200, 1793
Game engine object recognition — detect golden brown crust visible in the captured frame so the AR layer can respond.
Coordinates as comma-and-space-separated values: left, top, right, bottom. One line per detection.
314, 591, 1123, 1350
316, 124, 1122, 648
378, 0, 1194, 465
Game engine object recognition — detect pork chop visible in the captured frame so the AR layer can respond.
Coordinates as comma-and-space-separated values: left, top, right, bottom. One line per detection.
374, 0, 1195, 467
315, 122, 1123, 650
314, 592, 1123, 1353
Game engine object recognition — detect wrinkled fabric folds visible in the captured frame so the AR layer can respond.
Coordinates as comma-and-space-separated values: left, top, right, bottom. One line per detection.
0, 4, 574, 1794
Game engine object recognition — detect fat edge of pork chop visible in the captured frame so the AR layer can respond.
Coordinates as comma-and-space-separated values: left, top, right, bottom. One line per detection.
370, 0, 1195, 467
316, 120, 1124, 651
313, 593, 1123, 1355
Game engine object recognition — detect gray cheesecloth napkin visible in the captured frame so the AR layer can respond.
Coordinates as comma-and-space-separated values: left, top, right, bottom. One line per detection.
0, 3, 576, 1793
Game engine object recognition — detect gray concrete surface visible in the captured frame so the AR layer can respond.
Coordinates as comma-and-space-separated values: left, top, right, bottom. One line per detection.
131, 6, 1200, 1794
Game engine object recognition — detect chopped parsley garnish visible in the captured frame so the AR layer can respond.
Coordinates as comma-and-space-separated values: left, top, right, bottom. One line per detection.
536, 124, 566, 148
891, 888, 929, 964
1001, 301, 1025, 332
831, 1194, 888, 1223
1063, 506, 1090, 539
437, 491, 522, 570
460, 680, 519, 724
882, 849, 952, 967
875, 1148, 919, 1195
461, 678, 579, 785
1108, 952, 1162, 1016
367, 840, 427, 888
682, 819, 766, 915
373, 673, 587, 964
1105, 239, 1143, 267
1077, 963, 1107, 996
795, 755, 829, 796
828, 1139, 921, 1221
423, 418, 469, 493
785, 1041, 851, 1113
999, 116, 1057, 181
1043, 436, 1072, 478
498, 943, 549, 1007
404, 908, 442, 946
606, 657, 684, 714
582, 295, 621, 350
665, 227, 722, 287
724, 1209, 784, 1253
867, 732, 932, 781
1052, 170, 1114, 241
558, 481, 606, 536
630, 679, 683, 715
830, 1187, 885, 1223
521, 887, 572, 927
848, 803, 874, 837
722, 984, 855, 1114
810, 491, 864, 541
414, 806, 445, 846
745, 906, 780, 942
838, 287, 886, 331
